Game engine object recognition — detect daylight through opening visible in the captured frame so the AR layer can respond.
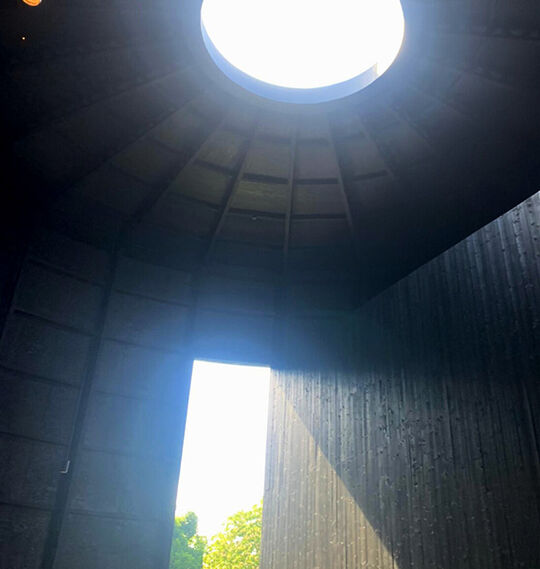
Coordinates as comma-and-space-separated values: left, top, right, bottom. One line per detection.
200, 0, 405, 103
170, 361, 270, 569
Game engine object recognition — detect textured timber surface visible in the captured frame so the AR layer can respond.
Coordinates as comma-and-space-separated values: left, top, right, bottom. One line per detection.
261, 191, 540, 569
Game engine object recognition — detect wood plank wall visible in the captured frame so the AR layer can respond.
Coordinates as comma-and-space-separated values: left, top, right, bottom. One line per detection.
0, 229, 196, 569
0, 221, 302, 569
261, 192, 540, 569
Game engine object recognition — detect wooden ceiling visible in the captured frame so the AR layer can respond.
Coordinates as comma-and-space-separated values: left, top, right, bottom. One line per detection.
1, 0, 540, 308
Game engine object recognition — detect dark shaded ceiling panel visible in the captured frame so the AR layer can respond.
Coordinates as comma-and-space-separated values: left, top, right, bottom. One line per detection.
197, 274, 275, 315
69, 163, 152, 216
97, 77, 190, 137
485, 0, 540, 31
333, 135, 389, 179
244, 138, 292, 180
290, 218, 351, 248
169, 164, 232, 205
29, 229, 109, 284
127, 223, 207, 270
111, 138, 182, 186
258, 114, 296, 140
295, 141, 339, 180
14, 128, 98, 190
54, 105, 137, 161
231, 180, 289, 215
447, 73, 518, 121
211, 240, 282, 273
197, 129, 250, 170
148, 106, 216, 155
292, 183, 345, 216
2, 0, 540, 306
114, 256, 192, 305
148, 194, 219, 238
287, 244, 358, 274
296, 115, 329, 140
219, 213, 285, 248
221, 106, 258, 134
475, 38, 540, 87
205, 261, 278, 284
372, 123, 434, 169
403, 96, 474, 155
48, 193, 125, 248
346, 175, 401, 219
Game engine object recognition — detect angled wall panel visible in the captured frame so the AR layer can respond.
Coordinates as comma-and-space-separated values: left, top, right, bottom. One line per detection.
261, 192, 540, 569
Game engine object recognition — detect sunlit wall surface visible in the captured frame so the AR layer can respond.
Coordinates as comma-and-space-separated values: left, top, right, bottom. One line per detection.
201, 0, 404, 103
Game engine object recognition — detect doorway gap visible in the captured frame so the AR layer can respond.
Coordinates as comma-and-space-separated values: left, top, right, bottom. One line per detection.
169, 360, 270, 569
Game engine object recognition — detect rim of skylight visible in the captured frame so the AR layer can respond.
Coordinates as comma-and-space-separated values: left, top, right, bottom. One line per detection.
200, 0, 405, 104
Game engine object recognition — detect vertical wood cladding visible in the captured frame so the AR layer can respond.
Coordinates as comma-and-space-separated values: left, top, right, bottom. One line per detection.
262, 192, 540, 569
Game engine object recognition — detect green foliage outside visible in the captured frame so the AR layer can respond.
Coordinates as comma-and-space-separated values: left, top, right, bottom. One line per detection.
169, 503, 262, 569
203, 502, 262, 569
169, 512, 206, 569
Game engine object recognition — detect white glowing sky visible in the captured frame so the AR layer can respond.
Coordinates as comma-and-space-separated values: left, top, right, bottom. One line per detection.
174, 361, 270, 538
201, 0, 405, 89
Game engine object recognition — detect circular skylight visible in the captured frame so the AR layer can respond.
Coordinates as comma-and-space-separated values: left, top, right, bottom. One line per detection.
200, 0, 405, 104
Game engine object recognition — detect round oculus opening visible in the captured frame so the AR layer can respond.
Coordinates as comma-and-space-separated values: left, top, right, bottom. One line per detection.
200, 0, 405, 104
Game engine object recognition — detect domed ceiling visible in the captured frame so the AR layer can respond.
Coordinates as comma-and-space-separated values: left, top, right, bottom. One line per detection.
1, 0, 540, 307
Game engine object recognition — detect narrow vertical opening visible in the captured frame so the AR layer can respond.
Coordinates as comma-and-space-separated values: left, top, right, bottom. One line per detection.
170, 360, 270, 569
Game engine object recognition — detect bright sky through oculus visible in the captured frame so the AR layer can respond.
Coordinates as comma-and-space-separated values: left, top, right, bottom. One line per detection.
201, 0, 405, 92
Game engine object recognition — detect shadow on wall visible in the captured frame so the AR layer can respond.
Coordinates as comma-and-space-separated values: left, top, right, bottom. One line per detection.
262, 193, 540, 569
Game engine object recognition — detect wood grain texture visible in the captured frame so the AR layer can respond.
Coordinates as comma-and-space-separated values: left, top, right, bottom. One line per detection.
261, 192, 540, 569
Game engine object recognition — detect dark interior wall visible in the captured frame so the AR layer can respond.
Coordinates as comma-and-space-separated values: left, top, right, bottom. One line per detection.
0, 213, 349, 568
0, 230, 108, 569
1, 192, 538, 569
261, 191, 540, 569
0, 227, 194, 569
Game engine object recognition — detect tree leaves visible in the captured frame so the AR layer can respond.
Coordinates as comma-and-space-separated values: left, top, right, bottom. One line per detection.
170, 504, 263, 569
203, 502, 262, 569
169, 512, 207, 569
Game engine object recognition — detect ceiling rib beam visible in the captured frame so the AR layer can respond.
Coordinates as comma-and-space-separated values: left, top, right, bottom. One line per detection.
325, 116, 362, 262
127, 112, 228, 227
282, 123, 299, 273
354, 112, 401, 185
203, 120, 260, 263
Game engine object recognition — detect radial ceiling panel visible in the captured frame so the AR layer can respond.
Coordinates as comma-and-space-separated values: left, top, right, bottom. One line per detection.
2, 0, 540, 305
